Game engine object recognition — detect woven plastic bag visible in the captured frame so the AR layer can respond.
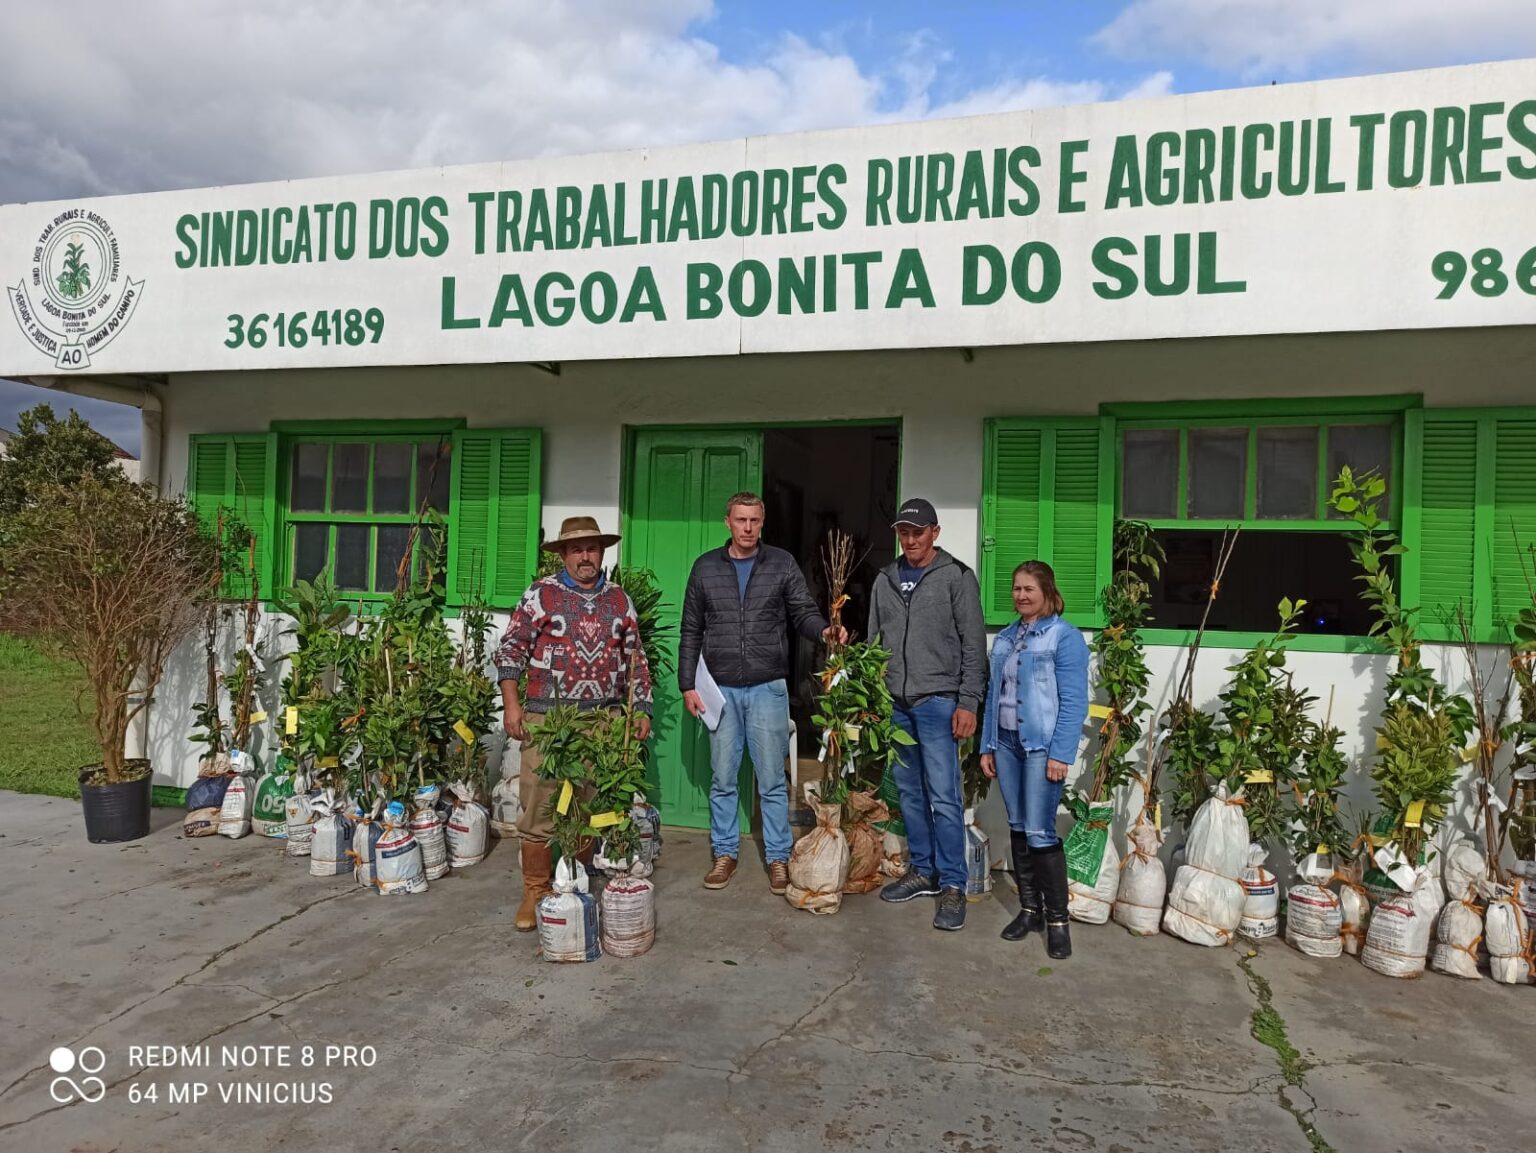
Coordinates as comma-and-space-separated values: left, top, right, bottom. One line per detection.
538, 857, 602, 962
1112, 818, 1167, 937
1485, 885, 1532, 985
374, 801, 428, 895
1239, 843, 1280, 939
1361, 867, 1439, 978
1163, 784, 1250, 946
1429, 892, 1485, 980
1065, 798, 1117, 924
410, 784, 449, 880
309, 789, 354, 877
786, 798, 850, 914
445, 780, 489, 869
964, 807, 994, 901
600, 858, 656, 958
1284, 851, 1343, 959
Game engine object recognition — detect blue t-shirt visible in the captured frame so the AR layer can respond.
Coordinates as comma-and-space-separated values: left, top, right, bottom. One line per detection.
730, 554, 756, 600
898, 558, 930, 602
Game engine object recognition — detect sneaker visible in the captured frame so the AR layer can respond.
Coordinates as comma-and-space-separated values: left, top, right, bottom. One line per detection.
933, 886, 967, 931
703, 856, 737, 889
880, 869, 941, 903
767, 860, 789, 895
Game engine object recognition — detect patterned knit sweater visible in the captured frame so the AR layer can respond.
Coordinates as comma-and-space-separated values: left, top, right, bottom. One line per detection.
495, 574, 654, 715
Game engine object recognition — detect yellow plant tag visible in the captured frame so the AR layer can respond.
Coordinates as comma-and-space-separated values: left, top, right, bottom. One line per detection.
589, 810, 624, 829
1153, 803, 1163, 831
248, 710, 268, 724
1460, 744, 1479, 764
453, 720, 476, 745
1088, 703, 1113, 719
556, 779, 574, 815
1317, 843, 1330, 856
1404, 799, 1426, 828
285, 706, 299, 735
1375, 733, 1390, 751
317, 756, 339, 769
1245, 769, 1275, 784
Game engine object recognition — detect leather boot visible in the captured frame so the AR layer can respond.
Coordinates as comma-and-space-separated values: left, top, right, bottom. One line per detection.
1034, 842, 1073, 959
1000, 831, 1043, 941
516, 839, 554, 932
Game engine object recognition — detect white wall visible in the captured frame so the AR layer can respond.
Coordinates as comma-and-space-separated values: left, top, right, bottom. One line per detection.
145, 326, 1536, 877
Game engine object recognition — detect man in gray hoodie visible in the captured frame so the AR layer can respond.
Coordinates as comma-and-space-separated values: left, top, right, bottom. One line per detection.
868, 498, 988, 931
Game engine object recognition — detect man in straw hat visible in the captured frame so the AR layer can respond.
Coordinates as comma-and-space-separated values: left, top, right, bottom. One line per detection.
495, 515, 653, 930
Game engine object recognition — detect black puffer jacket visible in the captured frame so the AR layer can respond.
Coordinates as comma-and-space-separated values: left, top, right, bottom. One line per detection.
678, 543, 829, 690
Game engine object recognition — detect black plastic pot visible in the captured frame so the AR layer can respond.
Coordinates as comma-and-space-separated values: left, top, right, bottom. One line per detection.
79, 761, 153, 844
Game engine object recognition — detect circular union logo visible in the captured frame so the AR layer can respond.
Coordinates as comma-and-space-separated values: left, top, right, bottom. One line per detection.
8, 208, 145, 370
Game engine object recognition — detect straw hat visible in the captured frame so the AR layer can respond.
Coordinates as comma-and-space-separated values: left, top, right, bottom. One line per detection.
542, 515, 621, 552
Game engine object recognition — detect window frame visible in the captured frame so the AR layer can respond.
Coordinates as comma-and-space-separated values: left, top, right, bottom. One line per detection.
1114, 413, 1403, 532
272, 419, 465, 601
1100, 396, 1417, 652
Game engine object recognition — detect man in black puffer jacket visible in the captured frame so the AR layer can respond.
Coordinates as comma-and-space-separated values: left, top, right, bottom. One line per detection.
679, 491, 841, 894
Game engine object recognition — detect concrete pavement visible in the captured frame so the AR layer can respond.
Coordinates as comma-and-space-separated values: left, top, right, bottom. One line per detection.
0, 791, 1529, 1153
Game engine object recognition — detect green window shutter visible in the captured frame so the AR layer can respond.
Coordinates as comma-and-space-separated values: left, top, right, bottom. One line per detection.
1404, 411, 1479, 642
1491, 414, 1536, 635
981, 417, 1113, 628
186, 433, 276, 600
1405, 408, 1536, 643
447, 428, 542, 608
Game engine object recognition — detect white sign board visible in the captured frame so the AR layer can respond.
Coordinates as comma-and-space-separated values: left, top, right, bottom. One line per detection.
3, 59, 1535, 377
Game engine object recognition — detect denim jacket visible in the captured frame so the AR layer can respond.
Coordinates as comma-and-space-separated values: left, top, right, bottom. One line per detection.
980, 614, 1090, 764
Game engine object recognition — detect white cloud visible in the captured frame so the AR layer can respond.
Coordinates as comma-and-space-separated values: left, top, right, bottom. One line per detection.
1094, 0, 1536, 80
0, 1, 1172, 202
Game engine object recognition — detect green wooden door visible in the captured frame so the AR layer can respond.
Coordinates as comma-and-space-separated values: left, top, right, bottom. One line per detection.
625, 428, 763, 829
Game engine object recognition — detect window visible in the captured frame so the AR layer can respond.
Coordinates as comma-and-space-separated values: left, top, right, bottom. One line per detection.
983, 401, 1535, 646
188, 425, 542, 609
284, 436, 453, 593
1115, 414, 1399, 637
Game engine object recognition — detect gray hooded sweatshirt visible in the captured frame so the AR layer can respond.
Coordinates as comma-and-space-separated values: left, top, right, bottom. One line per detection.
868, 548, 988, 713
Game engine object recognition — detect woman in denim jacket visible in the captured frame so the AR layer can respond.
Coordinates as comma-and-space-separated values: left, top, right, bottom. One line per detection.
980, 560, 1090, 958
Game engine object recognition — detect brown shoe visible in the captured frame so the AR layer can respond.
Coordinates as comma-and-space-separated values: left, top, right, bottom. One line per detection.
768, 861, 789, 895
703, 855, 737, 889
516, 840, 554, 931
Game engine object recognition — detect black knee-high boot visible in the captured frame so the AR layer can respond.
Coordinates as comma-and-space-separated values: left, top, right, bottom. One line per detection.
1000, 831, 1043, 941
1033, 842, 1073, 959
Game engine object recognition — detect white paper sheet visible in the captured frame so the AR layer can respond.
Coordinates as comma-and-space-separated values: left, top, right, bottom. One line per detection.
694, 656, 726, 732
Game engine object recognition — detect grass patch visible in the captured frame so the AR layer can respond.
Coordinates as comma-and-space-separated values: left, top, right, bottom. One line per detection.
0, 632, 100, 799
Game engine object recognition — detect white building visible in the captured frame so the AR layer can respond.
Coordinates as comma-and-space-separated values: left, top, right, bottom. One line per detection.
3, 59, 1533, 860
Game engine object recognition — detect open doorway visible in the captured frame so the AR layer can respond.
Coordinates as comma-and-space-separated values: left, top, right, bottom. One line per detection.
759, 424, 900, 758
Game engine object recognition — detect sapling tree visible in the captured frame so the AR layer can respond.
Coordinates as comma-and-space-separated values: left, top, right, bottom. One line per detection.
1504, 557, 1536, 862
1086, 520, 1163, 805
1330, 466, 1475, 870
1289, 696, 1352, 867
812, 640, 914, 808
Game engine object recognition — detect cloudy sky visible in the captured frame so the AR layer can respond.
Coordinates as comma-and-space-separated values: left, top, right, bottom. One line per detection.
3, 0, 1535, 451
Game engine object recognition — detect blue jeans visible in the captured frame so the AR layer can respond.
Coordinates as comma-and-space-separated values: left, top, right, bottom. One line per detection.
709, 680, 792, 864
994, 730, 1064, 849
890, 696, 967, 891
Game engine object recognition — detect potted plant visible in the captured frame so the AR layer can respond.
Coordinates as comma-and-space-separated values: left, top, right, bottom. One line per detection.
0, 477, 219, 842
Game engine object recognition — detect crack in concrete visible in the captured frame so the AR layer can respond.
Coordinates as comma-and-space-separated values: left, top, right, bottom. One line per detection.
794, 1031, 1285, 1098
1237, 950, 1337, 1153
732, 949, 865, 1079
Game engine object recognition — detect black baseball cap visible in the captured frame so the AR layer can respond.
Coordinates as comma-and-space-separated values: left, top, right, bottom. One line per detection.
892, 498, 939, 528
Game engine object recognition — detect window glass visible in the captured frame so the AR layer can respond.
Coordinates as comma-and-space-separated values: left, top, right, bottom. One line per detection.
374, 525, 412, 593
1121, 429, 1178, 519
373, 443, 413, 513
332, 443, 368, 513
1328, 424, 1392, 515
1257, 426, 1318, 519
335, 523, 369, 589
291, 444, 327, 512
294, 523, 329, 584
1188, 428, 1246, 519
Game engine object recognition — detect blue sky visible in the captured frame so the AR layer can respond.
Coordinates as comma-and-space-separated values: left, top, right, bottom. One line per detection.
4, 0, 1536, 452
